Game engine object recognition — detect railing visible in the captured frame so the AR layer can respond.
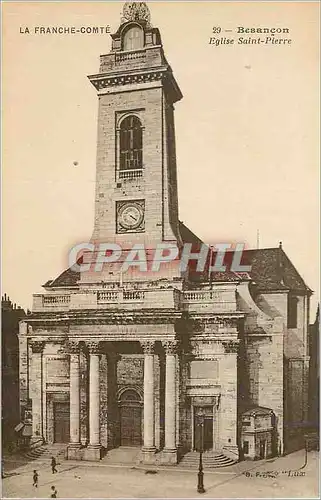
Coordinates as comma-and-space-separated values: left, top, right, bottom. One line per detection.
35, 288, 237, 313
115, 50, 146, 65
97, 291, 118, 303
123, 290, 145, 301
119, 169, 143, 180
184, 291, 221, 301
33, 288, 180, 312
183, 289, 237, 313
97, 290, 145, 303
42, 295, 70, 306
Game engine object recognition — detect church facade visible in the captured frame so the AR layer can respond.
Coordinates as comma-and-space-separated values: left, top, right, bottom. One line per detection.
19, 2, 312, 464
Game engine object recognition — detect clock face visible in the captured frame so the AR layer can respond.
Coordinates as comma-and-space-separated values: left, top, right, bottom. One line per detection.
118, 203, 144, 230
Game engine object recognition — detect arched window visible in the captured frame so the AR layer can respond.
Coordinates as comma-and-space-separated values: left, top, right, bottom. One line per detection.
123, 26, 144, 51
119, 116, 143, 170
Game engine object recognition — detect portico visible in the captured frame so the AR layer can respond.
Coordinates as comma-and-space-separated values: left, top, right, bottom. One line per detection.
28, 334, 180, 463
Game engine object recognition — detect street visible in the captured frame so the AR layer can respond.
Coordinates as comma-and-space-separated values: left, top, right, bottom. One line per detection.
2, 449, 319, 498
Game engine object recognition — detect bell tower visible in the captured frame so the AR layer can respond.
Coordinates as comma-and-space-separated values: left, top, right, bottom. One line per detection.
88, 2, 183, 256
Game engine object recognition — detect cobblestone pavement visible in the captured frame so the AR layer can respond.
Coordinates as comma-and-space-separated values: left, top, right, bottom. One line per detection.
2, 449, 319, 498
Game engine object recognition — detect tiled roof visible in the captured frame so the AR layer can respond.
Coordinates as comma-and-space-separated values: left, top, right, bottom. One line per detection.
179, 222, 311, 292
179, 221, 250, 283
44, 261, 81, 288
178, 222, 203, 247
241, 248, 311, 292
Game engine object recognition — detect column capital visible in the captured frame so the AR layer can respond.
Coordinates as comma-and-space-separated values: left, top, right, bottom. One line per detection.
162, 340, 178, 355
66, 341, 80, 354
30, 340, 45, 353
87, 341, 102, 354
141, 341, 155, 355
222, 340, 239, 354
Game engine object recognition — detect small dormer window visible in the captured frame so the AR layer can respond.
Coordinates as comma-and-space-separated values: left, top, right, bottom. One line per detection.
123, 26, 144, 51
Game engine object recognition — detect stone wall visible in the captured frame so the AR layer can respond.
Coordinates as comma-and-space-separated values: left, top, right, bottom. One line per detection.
245, 333, 284, 454
18, 328, 29, 415
284, 356, 309, 453
219, 353, 238, 455
90, 84, 176, 246
178, 353, 190, 453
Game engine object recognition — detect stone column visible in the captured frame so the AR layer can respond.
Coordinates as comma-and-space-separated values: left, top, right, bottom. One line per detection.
67, 342, 81, 459
84, 341, 102, 461
30, 341, 45, 445
141, 341, 156, 462
162, 340, 178, 464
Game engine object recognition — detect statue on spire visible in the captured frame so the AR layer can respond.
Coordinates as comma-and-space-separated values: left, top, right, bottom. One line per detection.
121, 2, 151, 26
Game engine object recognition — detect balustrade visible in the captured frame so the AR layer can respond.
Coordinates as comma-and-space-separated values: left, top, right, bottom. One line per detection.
35, 287, 180, 311
97, 291, 118, 303
118, 168, 143, 180
123, 290, 145, 301
115, 50, 146, 64
42, 295, 70, 305
183, 291, 220, 301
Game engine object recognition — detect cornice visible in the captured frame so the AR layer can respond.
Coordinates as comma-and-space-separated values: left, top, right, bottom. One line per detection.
88, 67, 182, 102
27, 309, 182, 326
88, 67, 166, 90
222, 340, 240, 354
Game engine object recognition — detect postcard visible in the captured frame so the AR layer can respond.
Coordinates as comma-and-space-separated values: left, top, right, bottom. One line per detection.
2, 1, 319, 498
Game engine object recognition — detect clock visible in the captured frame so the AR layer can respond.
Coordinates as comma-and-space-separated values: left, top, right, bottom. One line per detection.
117, 201, 145, 232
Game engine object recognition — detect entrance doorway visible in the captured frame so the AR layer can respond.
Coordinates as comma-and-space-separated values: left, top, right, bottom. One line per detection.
119, 389, 142, 447
53, 402, 70, 443
259, 439, 266, 459
193, 406, 213, 451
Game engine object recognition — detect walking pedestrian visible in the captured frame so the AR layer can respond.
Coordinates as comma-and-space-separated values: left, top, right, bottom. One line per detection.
50, 485, 58, 498
51, 456, 57, 474
32, 470, 38, 488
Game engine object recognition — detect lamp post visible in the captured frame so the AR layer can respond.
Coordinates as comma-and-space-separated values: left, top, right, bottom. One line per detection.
197, 408, 205, 494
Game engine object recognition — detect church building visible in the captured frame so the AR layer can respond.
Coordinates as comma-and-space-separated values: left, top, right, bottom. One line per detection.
19, 2, 312, 464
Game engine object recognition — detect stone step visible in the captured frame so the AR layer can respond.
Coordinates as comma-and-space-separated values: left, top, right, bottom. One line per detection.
23, 445, 67, 461
179, 452, 237, 468
102, 447, 143, 465
180, 456, 233, 463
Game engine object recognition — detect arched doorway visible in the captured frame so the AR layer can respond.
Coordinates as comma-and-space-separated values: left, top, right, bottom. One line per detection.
119, 389, 142, 447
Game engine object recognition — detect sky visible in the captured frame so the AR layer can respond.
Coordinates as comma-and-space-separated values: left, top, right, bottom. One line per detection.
2, 1, 319, 318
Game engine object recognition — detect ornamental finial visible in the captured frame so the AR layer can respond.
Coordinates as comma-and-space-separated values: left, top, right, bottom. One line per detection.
121, 2, 151, 26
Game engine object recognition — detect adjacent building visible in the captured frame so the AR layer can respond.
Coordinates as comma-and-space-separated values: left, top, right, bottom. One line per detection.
308, 306, 319, 435
18, 2, 312, 463
2, 294, 26, 450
